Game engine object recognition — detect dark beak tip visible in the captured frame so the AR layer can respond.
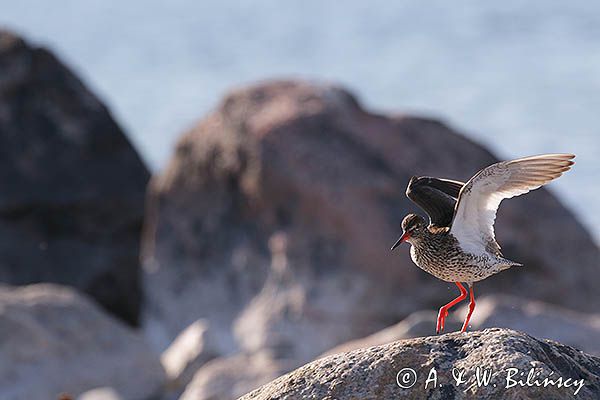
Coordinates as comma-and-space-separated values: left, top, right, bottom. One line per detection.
391, 232, 410, 251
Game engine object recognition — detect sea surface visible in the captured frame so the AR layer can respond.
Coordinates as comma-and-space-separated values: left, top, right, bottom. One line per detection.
2, 1, 599, 240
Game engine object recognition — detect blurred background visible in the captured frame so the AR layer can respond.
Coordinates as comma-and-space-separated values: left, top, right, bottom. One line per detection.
0, 2, 599, 400
2, 0, 599, 238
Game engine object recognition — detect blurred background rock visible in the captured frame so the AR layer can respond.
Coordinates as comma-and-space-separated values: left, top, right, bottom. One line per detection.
0, 3, 599, 399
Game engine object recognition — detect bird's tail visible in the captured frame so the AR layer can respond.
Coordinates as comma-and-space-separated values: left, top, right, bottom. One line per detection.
499, 258, 523, 270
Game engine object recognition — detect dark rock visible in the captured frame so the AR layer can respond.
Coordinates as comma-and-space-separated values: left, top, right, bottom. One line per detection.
0, 30, 149, 325
240, 328, 600, 400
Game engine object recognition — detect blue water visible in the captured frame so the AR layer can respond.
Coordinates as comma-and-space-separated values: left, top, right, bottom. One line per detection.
2, 1, 599, 239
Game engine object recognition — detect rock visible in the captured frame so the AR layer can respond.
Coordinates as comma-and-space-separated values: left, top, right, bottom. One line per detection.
78, 387, 122, 400
240, 328, 600, 400
0, 30, 149, 325
161, 319, 219, 395
458, 295, 600, 356
0, 284, 165, 400
142, 80, 599, 396
180, 352, 286, 400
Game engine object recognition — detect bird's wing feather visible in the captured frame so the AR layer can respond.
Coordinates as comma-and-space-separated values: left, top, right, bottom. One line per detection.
450, 153, 575, 255
406, 176, 465, 227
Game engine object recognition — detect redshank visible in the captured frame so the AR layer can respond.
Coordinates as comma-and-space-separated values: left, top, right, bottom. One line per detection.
391, 154, 575, 333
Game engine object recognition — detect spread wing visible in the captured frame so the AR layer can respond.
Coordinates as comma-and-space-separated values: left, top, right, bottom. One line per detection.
406, 176, 465, 227
450, 153, 575, 255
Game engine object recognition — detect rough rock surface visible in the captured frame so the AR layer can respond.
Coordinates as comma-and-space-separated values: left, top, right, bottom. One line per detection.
142, 80, 599, 396
0, 30, 149, 325
241, 328, 600, 400
0, 284, 165, 400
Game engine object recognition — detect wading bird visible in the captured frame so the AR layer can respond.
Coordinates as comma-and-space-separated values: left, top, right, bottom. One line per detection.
391, 154, 575, 333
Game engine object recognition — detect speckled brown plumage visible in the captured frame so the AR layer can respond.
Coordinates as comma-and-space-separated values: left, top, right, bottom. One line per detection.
408, 223, 519, 284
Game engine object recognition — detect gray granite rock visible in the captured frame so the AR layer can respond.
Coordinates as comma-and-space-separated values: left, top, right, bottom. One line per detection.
241, 328, 600, 400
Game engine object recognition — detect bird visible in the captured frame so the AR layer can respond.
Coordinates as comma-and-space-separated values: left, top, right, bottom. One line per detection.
390, 153, 575, 334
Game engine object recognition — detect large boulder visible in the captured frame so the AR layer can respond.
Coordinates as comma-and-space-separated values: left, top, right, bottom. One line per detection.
0, 30, 149, 325
240, 328, 600, 400
0, 284, 165, 400
142, 80, 598, 395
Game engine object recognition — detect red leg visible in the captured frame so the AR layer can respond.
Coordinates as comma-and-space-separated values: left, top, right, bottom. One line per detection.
436, 282, 467, 334
461, 285, 476, 333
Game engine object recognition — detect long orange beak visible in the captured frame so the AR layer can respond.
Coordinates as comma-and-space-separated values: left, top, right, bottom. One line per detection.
391, 232, 411, 251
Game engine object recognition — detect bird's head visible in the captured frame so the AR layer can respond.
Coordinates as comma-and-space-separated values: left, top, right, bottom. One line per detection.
391, 213, 427, 250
